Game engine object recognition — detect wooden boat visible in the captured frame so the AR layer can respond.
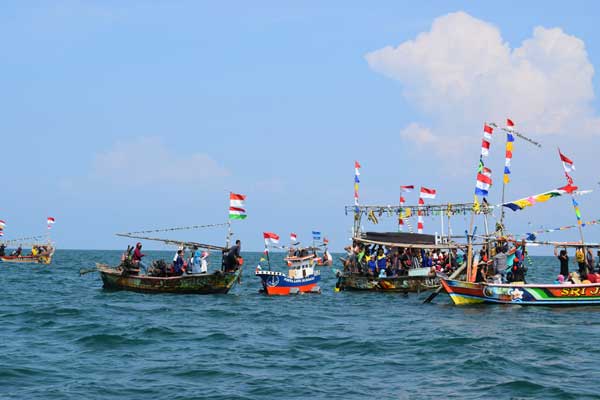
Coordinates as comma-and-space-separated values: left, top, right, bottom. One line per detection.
337, 267, 440, 293
256, 254, 321, 295
336, 231, 457, 293
0, 246, 55, 265
97, 263, 241, 294
442, 278, 600, 306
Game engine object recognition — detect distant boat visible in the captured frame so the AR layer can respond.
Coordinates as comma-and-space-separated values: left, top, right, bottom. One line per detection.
0, 245, 55, 265
256, 253, 321, 295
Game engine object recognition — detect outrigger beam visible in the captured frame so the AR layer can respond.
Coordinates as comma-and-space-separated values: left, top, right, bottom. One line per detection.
488, 122, 542, 148
116, 233, 227, 251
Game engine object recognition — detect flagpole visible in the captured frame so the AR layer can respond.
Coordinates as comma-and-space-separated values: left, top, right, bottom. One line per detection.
500, 183, 506, 235
265, 244, 272, 271
559, 148, 586, 246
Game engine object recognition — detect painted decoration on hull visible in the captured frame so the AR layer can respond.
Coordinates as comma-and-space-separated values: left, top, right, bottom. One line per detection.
442, 279, 600, 306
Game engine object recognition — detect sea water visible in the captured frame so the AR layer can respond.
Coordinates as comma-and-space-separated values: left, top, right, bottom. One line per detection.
1, 250, 599, 399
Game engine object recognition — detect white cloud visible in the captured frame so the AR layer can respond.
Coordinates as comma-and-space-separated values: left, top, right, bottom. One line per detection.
400, 122, 472, 164
366, 11, 600, 137
92, 136, 229, 186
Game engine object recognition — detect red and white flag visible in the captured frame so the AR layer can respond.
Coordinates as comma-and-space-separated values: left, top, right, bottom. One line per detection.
263, 232, 280, 245
420, 187, 437, 199
400, 185, 414, 193
47, 217, 56, 229
483, 124, 494, 140
559, 150, 575, 173
506, 118, 515, 131
323, 238, 329, 245
290, 233, 297, 242
481, 138, 491, 157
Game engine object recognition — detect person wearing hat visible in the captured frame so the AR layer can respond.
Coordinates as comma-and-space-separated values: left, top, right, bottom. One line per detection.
132, 242, 147, 274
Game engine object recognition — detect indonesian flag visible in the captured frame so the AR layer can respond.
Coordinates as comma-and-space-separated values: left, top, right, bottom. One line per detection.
47, 217, 56, 229
506, 118, 515, 131
420, 187, 437, 199
481, 139, 491, 157
400, 185, 414, 192
323, 238, 329, 245
290, 233, 297, 242
483, 124, 493, 140
263, 232, 280, 245
354, 160, 361, 176
475, 167, 493, 196
229, 193, 247, 220
559, 150, 575, 173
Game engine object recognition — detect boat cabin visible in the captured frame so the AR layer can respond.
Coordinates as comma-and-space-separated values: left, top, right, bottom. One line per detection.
285, 254, 316, 279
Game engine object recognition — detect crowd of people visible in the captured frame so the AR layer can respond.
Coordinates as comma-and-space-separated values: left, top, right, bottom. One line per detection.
342, 239, 533, 284
120, 240, 243, 277
554, 246, 600, 284
343, 242, 462, 278
476, 241, 527, 284
0, 244, 52, 258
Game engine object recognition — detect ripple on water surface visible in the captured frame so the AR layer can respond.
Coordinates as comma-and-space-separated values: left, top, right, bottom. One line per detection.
1, 250, 600, 399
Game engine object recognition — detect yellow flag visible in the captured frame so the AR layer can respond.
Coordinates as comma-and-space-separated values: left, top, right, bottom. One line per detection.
473, 195, 480, 213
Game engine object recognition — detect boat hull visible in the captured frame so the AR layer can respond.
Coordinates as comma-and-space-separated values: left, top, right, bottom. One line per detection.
98, 265, 240, 294
256, 271, 321, 295
337, 274, 439, 293
0, 254, 53, 265
441, 278, 600, 306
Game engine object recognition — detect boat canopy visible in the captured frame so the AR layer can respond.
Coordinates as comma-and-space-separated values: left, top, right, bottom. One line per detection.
355, 232, 460, 250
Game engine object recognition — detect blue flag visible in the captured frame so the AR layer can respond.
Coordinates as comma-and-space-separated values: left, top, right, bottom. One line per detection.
312, 231, 321, 240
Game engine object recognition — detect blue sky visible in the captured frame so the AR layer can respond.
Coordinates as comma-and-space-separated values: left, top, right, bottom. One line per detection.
2, 1, 600, 251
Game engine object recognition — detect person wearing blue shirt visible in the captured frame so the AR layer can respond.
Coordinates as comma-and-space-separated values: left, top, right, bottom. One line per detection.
173, 249, 185, 275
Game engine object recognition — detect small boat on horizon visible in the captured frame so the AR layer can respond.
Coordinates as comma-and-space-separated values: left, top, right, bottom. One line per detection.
0, 243, 55, 265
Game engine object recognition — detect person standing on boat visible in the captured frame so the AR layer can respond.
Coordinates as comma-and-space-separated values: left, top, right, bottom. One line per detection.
492, 246, 507, 283
190, 247, 201, 274
224, 240, 241, 272
173, 249, 185, 275
554, 247, 569, 277
0, 243, 5, 256
586, 248, 594, 275
132, 242, 147, 274
575, 247, 586, 276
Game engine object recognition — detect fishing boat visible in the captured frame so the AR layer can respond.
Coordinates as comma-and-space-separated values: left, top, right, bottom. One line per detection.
89, 192, 248, 295
256, 253, 321, 295
97, 263, 241, 294
438, 120, 600, 306
256, 232, 321, 295
441, 279, 600, 305
335, 232, 447, 293
0, 244, 55, 265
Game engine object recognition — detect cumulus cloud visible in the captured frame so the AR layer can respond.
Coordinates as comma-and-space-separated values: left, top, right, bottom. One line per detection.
366, 11, 600, 137
92, 136, 229, 186
400, 122, 472, 162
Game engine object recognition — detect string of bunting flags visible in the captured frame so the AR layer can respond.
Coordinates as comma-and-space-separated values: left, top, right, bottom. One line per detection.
354, 161, 361, 212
